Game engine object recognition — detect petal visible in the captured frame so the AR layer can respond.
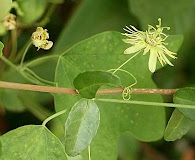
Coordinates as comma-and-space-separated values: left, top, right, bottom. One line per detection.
41, 41, 53, 50
32, 39, 45, 48
156, 52, 165, 66
124, 42, 145, 54
122, 39, 135, 45
159, 51, 174, 66
143, 45, 151, 55
148, 49, 157, 73
158, 45, 177, 59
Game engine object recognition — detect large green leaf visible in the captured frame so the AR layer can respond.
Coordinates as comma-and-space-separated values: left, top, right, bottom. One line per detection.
65, 99, 100, 156
0, 0, 12, 20
173, 88, 195, 121
53, 31, 184, 159
128, 0, 195, 34
164, 108, 192, 141
73, 71, 121, 99
1, 125, 67, 160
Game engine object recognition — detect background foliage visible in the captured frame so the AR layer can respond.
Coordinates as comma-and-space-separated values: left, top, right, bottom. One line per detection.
0, 0, 195, 160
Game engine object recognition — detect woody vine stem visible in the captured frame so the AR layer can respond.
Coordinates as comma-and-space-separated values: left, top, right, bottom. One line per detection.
0, 80, 177, 95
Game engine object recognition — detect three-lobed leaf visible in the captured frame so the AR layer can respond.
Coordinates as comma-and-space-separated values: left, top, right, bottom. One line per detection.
65, 99, 100, 157
54, 30, 183, 159
1, 125, 67, 160
54, 31, 167, 159
73, 71, 121, 99
164, 108, 192, 141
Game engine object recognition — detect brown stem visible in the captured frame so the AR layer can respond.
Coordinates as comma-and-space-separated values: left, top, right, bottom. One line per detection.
0, 81, 178, 95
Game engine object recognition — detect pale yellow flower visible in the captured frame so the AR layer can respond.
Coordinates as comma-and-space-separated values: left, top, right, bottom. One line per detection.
122, 18, 177, 72
2, 13, 16, 30
32, 27, 53, 50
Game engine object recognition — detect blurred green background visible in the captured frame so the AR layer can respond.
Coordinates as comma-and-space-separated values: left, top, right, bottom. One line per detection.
1, 0, 195, 159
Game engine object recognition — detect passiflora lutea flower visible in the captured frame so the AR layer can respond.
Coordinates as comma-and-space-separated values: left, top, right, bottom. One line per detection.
32, 27, 53, 50
122, 18, 177, 73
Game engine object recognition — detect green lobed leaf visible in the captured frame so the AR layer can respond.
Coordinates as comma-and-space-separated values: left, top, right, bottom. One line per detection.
1, 125, 67, 160
17, 0, 47, 24
73, 71, 121, 99
0, 0, 12, 20
173, 88, 195, 121
65, 99, 100, 157
54, 31, 171, 159
54, 30, 182, 159
164, 108, 192, 141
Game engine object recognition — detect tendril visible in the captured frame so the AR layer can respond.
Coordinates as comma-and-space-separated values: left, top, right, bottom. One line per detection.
107, 69, 137, 100
122, 86, 133, 100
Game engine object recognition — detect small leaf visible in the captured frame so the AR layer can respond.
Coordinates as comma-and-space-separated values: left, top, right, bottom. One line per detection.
73, 71, 121, 99
65, 99, 100, 156
173, 88, 195, 121
17, 0, 47, 24
1, 125, 67, 160
0, 0, 12, 20
0, 41, 4, 56
164, 109, 192, 141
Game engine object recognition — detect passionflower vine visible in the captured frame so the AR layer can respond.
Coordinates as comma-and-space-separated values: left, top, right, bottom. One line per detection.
31, 27, 53, 50
122, 18, 177, 72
